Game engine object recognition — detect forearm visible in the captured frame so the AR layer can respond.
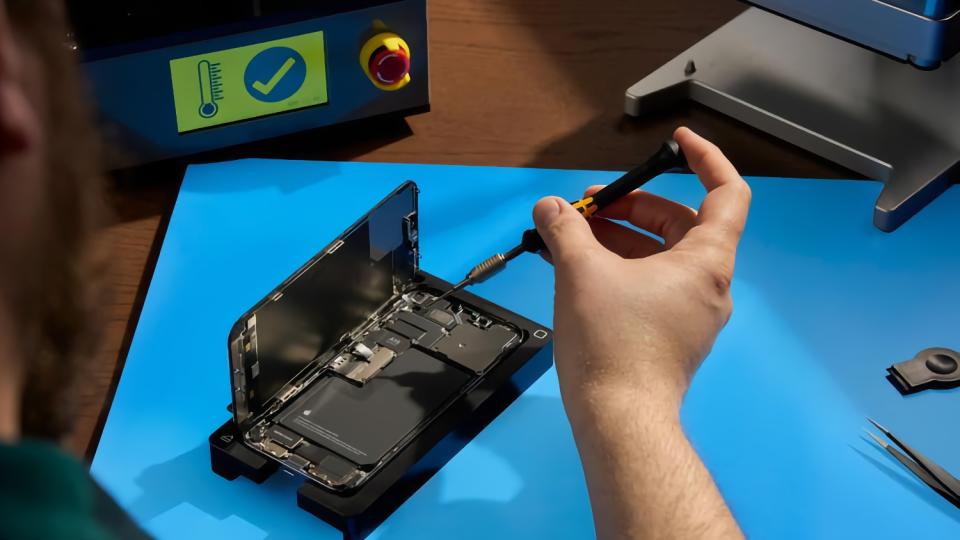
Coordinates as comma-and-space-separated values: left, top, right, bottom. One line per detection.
564, 387, 743, 540
533, 126, 751, 539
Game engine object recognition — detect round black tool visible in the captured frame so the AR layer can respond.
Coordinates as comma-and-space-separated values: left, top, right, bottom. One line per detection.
887, 347, 960, 395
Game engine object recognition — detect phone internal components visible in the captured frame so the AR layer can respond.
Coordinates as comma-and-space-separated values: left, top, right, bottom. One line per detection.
361, 329, 410, 353
387, 311, 445, 347
433, 323, 520, 374
266, 425, 303, 449
425, 308, 457, 329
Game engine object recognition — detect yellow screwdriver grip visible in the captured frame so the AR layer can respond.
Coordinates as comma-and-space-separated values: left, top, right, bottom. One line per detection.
572, 197, 598, 218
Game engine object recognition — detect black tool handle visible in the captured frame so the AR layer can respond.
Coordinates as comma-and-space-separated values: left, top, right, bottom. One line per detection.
590, 140, 684, 210
519, 139, 686, 254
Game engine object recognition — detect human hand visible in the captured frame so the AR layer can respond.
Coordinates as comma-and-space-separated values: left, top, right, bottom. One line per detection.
533, 127, 751, 417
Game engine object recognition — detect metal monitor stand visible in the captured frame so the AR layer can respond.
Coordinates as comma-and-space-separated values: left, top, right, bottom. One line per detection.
626, 7, 960, 231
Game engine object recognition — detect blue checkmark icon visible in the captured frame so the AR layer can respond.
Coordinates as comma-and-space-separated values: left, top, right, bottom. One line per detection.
244, 46, 307, 103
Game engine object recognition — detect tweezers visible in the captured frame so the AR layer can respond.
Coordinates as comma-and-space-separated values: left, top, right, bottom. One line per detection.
865, 418, 960, 510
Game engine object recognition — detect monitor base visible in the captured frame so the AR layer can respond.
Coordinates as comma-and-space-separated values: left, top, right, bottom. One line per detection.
626, 7, 960, 232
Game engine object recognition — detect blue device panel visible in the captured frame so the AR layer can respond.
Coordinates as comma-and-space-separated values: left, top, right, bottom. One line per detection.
82, 1, 429, 167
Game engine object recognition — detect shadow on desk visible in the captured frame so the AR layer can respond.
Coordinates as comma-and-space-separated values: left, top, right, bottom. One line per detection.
524, 107, 860, 180
108, 115, 415, 225
500, 0, 858, 179
126, 395, 593, 539
852, 445, 960, 526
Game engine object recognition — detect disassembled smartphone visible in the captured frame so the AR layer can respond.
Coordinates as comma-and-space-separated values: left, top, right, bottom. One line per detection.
210, 182, 553, 539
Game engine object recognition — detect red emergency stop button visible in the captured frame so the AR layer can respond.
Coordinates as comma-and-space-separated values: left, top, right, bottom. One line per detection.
360, 32, 412, 91
369, 46, 410, 86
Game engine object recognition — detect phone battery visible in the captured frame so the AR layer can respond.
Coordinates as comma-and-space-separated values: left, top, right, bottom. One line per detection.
277, 348, 470, 466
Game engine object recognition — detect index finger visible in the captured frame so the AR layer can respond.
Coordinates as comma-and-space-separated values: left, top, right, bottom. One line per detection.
582, 185, 697, 247
673, 127, 751, 253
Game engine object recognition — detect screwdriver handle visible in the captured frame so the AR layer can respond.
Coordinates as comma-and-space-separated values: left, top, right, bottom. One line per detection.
520, 228, 545, 253
578, 139, 685, 217
519, 139, 686, 254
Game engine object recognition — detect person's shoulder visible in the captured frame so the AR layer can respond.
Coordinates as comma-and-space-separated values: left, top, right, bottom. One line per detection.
0, 439, 151, 540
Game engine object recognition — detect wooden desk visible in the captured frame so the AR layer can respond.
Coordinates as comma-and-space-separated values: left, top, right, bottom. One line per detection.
72, 0, 854, 456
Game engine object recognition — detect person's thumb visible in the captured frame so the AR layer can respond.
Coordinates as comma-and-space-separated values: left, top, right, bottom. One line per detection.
532, 197, 600, 266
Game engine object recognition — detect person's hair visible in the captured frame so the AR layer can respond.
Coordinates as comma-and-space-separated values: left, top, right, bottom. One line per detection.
7, 0, 106, 441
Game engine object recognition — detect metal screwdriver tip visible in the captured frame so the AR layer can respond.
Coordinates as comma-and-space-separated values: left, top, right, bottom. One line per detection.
430, 278, 470, 307
428, 252, 513, 308
467, 253, 509, 283
429, 241, 530, 308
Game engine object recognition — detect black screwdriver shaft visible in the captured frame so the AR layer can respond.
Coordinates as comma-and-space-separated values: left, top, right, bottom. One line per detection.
433, 139, 686, 304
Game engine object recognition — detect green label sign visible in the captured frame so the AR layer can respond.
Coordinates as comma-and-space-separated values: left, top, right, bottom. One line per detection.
170, 31, 328, 133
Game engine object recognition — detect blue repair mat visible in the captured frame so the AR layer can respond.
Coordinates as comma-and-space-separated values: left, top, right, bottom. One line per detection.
90, 160, 960, 539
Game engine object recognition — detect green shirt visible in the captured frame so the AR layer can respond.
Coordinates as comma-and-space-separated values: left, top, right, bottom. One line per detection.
0, 440, 150, 540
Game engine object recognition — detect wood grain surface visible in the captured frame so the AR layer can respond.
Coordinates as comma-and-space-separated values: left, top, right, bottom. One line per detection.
71, 0, 855, 458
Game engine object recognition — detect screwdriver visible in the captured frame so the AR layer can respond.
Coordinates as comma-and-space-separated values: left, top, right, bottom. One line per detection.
431, 139, 687, 305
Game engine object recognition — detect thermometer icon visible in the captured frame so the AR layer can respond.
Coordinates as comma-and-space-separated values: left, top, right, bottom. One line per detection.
197, 60, 223, 119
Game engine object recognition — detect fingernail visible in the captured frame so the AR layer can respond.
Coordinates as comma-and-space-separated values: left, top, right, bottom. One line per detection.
533, 197, 562, 226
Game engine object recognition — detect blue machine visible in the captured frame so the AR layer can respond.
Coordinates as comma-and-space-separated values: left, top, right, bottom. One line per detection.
68, 1, 430, 168
750, 0, 960, 68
